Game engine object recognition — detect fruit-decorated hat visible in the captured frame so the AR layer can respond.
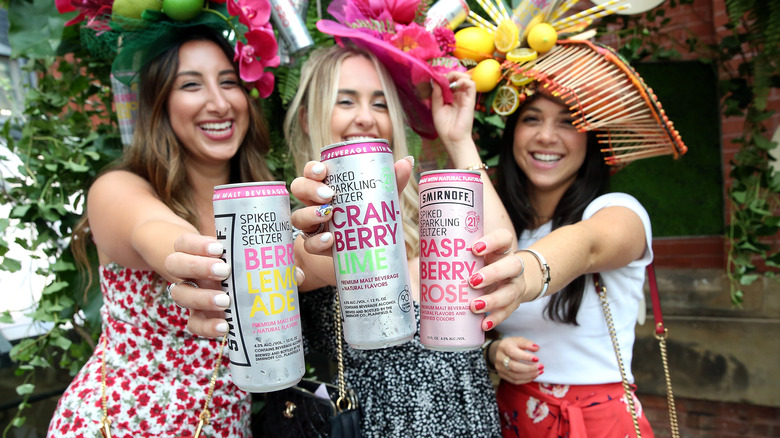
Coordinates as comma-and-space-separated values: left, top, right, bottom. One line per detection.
57, 0, 290, 99
316, 0, 467, 140
459, 0, 687, 166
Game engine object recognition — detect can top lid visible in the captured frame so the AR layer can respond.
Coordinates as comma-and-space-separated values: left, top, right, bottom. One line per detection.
320, 138, 390, 152
420, 169, 481, 177
214, 181, 287, 191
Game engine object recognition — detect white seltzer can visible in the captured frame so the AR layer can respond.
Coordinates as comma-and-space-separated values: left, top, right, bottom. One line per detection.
321, 139, 415, 349
419, 170, 485, 351
213, 182, 305, 392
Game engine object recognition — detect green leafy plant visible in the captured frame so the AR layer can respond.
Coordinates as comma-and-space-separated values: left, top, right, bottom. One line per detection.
717, 0, 780, 304
599, 0, 779, 305
0, 5, 120, 433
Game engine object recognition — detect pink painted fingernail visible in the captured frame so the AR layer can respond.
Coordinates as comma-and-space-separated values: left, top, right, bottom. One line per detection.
469, 273, 484, 287
472, 242, 486, 253
474, 300, 486, 311
532, 356, 539, 363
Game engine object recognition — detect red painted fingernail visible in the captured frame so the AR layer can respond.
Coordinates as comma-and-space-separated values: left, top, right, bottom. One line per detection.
485, 320, 494, 330
539, 370, 544, 375
472, 242, 486, 253
469, 273, 484, 286
474, 300, 486, 311
538, 364, 544, 371
532, 344, 540, 349
532, 356, 539, 363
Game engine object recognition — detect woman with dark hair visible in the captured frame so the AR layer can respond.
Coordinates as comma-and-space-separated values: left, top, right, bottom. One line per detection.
483, 92, 658, 437
49, 24, 275, 437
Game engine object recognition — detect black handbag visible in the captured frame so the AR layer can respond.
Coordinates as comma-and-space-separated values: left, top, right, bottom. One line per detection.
264, 290, 362, 438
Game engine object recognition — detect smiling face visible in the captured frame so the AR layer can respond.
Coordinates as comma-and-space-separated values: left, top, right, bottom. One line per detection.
512, 95, 588, 199
329, 55, 394, 143
166, 39, 249, 166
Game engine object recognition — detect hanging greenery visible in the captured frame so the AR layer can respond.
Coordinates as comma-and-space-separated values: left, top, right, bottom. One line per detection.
719, 0, 780, 304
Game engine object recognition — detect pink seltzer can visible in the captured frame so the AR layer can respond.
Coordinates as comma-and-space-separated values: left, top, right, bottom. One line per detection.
320, 139, 415, 349
418, 170, 485, 351
213, 182, 305, 392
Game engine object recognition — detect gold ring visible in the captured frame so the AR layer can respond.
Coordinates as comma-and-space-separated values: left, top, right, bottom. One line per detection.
503, 356, 511, 369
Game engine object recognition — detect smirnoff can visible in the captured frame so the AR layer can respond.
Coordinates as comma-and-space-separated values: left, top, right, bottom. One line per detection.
269, 0, 314, 54
213, 182, 305, 392
418, 170, 484, 351
425, 0, 469, 31
321, 139, 415, 349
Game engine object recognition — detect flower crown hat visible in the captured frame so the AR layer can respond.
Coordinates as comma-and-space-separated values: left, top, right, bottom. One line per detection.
458, 0, 687, 167
317, 0, 468, 139
57, 0, 282, 99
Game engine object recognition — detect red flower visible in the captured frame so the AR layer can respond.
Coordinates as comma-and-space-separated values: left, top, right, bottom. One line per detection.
57, 0, 112, 26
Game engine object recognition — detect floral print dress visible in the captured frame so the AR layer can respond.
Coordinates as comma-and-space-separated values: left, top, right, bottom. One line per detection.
299, 286, 502, 438
47, 263, 251, 437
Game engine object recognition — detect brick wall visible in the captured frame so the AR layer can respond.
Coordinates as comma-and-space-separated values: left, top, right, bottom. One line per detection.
641, 394, 780, 438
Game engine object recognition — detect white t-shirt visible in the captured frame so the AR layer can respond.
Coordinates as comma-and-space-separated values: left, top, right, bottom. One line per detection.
498, 193, 653, 385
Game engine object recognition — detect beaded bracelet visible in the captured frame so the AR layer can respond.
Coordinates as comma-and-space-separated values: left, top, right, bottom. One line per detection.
517, 249, 551, 301
463, 162, 489, 171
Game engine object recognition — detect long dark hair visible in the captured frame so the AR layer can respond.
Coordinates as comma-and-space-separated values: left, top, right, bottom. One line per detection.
495, 94, 611, 325
72, 26, 272, 277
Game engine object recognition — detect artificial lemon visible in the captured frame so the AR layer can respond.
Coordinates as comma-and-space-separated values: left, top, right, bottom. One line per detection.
506, 48, 538, 64
509, 73, 534, 87
492, 85, 521, 116
494, 19, 519, 53
163, 0, 203, 21
470, 59, 502, 93
112, 0, 163, 20
453, 27, 495, 62
526, 23, 558, 53
522, 14, 544, 40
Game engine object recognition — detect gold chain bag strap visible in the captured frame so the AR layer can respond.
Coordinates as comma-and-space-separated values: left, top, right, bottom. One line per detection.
99, 332, 229, 438
593, 266, 680, 438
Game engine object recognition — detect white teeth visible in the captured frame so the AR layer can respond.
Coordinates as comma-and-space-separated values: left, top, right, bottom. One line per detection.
533, 153, 561, 163
200, 121, 232, 132
344, 136, 375, 141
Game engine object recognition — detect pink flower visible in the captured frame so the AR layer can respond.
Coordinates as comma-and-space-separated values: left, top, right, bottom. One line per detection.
227, 0, 271, 31
249, 71, 276, 98
433, 27, 456, 54
388, 23, 440, 60
234, 28, 279, 93
384, 0, 419, 24
348, 0, 418, 24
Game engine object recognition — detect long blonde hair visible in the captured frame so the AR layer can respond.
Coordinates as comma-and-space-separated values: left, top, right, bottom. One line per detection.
284, 45, 420, 257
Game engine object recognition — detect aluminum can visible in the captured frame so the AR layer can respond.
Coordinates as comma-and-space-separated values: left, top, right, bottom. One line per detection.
320, 139, 415, 349
277, 0, 310, 65
110, 71, 138, 147
425, 0, 470, 31
418, 170, 484, 351
269, 0, 314, 54
213, 182, 304, 392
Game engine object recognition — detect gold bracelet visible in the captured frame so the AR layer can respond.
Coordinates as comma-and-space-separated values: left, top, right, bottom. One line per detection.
463, 162, 489, 171
516, 249, 551, 301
